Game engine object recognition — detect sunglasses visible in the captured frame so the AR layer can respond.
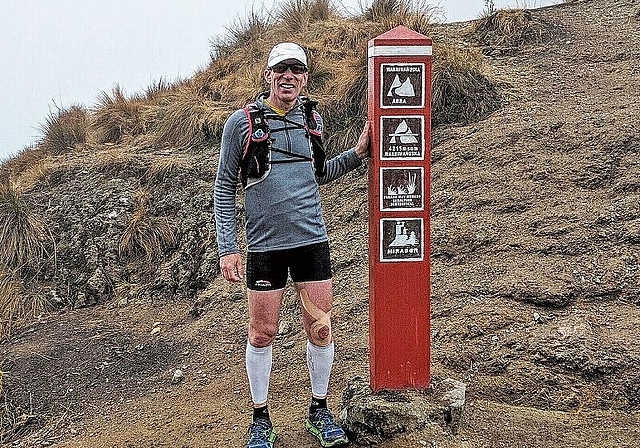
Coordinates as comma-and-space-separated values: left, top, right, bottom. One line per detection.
270, 62, 307, 74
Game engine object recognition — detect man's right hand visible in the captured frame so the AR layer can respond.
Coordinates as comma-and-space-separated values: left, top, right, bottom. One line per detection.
220, 253, 244, 283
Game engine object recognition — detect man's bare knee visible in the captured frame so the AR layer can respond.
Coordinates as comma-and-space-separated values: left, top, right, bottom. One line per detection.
251, 335, 274, 348
249, 327, 277, 347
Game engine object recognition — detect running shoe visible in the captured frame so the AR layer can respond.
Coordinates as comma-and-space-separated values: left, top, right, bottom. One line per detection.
305, 408, 349, 447
246, 417, 276, 448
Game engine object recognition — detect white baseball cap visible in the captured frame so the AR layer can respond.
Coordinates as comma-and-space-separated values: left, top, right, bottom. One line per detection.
267, 42, 308, 68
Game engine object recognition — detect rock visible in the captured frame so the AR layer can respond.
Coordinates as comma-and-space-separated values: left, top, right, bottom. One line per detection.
278, 321, 291, 336
340, 376, 466, 445
73, 291, 94, 309
231, 293, 245, 302
171, 369, 184, 384
439, 378, 466, 431
84, 267, 110, 304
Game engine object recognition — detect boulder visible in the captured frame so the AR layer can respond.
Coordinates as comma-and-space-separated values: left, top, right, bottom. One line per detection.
340, 376, 466, 445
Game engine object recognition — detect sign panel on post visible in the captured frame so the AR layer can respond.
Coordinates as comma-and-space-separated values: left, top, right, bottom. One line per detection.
380, 167, 424, 211
380, 116, 425, 160
368, 26, 432, 391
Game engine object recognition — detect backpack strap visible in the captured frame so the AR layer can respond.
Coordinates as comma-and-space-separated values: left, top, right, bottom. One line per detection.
301, 98, 327, 177
240, 98, 328, 187
240, 103, 271, 188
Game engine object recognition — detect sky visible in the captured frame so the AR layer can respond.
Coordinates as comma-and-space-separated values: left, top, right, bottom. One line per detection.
0, 0, 558, 161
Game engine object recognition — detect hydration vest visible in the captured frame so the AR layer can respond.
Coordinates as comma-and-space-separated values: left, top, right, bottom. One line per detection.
239, 96, 327, 188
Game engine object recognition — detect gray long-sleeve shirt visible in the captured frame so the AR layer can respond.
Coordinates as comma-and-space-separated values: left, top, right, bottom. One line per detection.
214, 94, 362, 256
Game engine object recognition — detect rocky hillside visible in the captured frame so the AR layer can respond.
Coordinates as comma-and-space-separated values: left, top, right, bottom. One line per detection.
1, 0, 639, 447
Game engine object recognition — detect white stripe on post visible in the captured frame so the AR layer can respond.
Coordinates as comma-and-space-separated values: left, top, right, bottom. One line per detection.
368, 45, 433, 58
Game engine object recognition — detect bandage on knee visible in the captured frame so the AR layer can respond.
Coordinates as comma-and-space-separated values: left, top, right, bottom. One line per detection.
299, 288, 332, 346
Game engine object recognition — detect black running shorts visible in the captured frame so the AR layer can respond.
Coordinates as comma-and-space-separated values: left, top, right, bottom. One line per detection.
246, 241, 331, 291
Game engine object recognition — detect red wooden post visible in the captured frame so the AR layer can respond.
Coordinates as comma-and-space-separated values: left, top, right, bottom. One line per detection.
367, 26, 432, 391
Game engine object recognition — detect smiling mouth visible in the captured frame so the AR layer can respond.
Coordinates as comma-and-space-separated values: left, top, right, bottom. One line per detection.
280, 83, 295, 89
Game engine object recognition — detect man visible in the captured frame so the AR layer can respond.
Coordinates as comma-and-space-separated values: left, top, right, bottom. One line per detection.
214, 42, 370, 448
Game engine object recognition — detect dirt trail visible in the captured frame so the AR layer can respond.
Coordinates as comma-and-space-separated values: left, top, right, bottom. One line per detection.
2, 0, 640, 447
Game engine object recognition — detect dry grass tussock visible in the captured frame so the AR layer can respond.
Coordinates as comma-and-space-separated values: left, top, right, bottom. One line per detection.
205, 0, 437, 83
38, 104, 89, 154
0, 146, 48, 189
311, 52, 368, 157
0, 268, 49, 341
89, 146, 148, 176
1, 0, 507, 180
432, 44, 503, 125
467, 8, 550, 48
153, 86, 233, 147
360, 0, 441, 35
272, 0, 340, 32
0, 149, 66, 196
92, 85, 150, 144
0, 185, 48, 270
143, 77, 183, 102
208, 8, 270, 63
0, 269, 24, 340
119, 190, 178, 262
10, 156, 61, 193
144, 154, 194, 183
199, 0, 445, 154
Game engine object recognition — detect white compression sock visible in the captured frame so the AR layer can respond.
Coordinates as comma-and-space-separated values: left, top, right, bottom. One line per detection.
246, 341, 273, 405
306, 341, 335, 398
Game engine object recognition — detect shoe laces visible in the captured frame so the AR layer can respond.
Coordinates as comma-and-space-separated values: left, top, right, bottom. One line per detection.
311, 408, 340, 430
248, 418, 272, 442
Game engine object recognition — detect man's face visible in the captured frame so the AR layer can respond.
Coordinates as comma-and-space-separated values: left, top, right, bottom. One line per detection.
264, 58, 308, 107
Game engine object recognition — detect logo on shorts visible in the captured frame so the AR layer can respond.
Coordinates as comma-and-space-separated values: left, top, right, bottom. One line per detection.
254, 280, 272, 289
